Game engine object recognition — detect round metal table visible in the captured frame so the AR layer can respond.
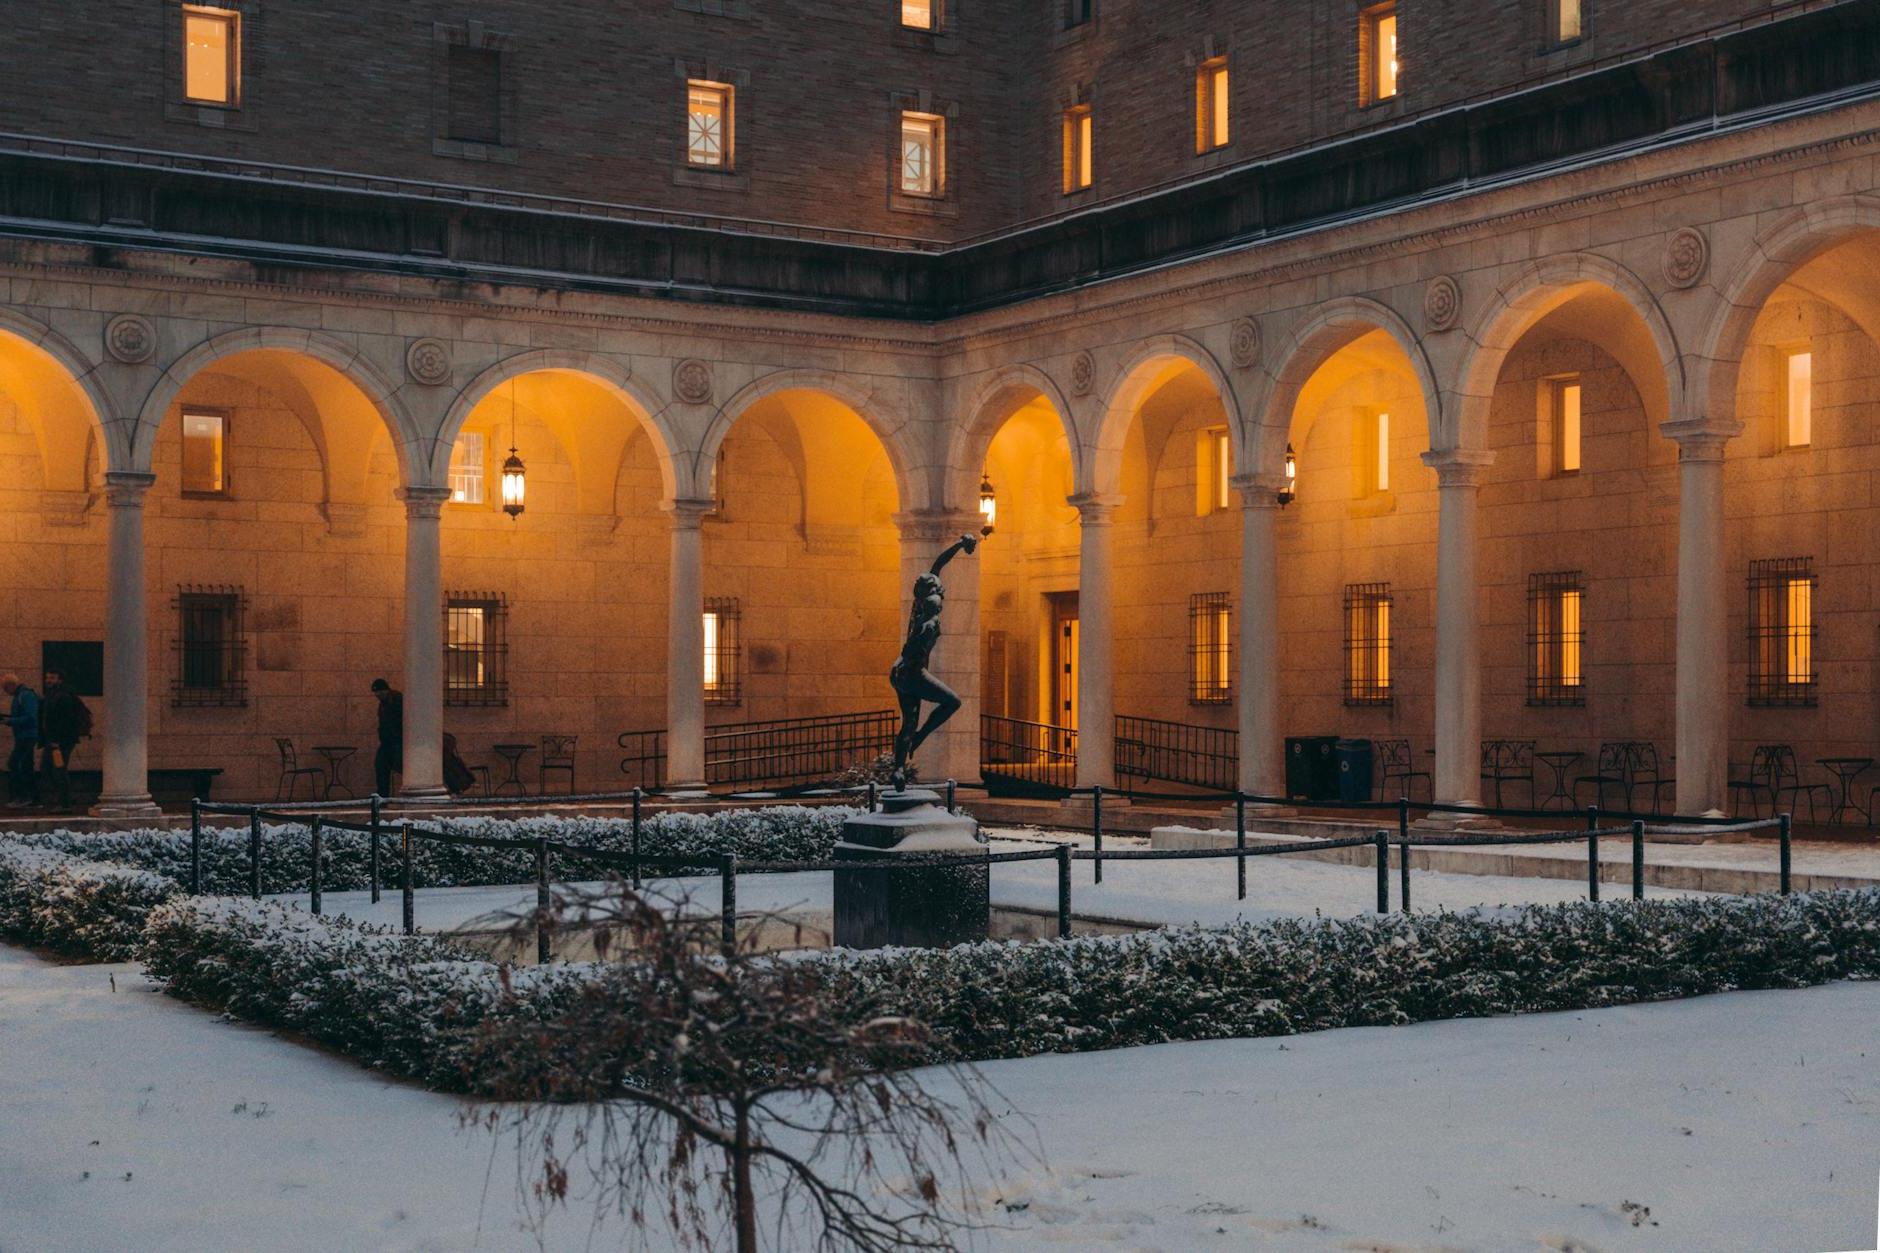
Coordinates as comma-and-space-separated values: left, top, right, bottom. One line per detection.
311, 745, 357, 800
490, 743, 535, 797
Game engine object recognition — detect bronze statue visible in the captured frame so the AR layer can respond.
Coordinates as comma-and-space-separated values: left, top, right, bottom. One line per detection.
889, 532, 979, 788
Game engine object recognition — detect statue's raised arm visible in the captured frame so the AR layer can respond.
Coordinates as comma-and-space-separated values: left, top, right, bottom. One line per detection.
928, 532, 979, 578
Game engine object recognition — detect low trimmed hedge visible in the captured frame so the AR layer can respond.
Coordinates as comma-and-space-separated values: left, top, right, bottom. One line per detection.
9, 806, 858, 898
0, 844, 180, 961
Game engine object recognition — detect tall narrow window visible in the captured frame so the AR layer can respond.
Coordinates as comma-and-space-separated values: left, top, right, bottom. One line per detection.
173, 586, 246, 707
1344, 583, 1392, 705
1195, 57, 1230, 152
183, 6, 239, 106
704, 598, 742, 705
1189, 593, 1232, 704
447, 45, 503, 144
1551, 377, 1582, 475
1363, 3, 1399, 104
1062, 105, 1093, 193
1196, 427, 1231, 515
1358, 409, 1390, 495
687, 81, 734, 169
1749, 558, 1817, 706
181, 409, 228, 497
1551, 0, 1584, 43
901, 0, 936, 30
1783, 349, 1812, 448
445, 593, 508, 706
1528, 572, 1585, 706
448, 432, 486, 504
900, 112, 944, 197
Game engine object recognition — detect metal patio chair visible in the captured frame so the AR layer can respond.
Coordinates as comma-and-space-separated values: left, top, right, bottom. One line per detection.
1375, 738, 1432, 803
540, 734, 577, 796
273, 738, 324, 802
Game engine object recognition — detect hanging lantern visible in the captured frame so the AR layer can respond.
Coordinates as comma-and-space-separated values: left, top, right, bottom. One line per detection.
501, 379, 526, 519
977, 474, 997, 535
1278, 443, 1297, 508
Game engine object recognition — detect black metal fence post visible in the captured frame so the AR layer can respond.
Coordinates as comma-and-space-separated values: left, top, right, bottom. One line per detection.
188, 798, 203, 895
1235, 791, 1247, 901
309, 818, 323, 916
400, 825, 414, 936
534, 838, 551, 965
368, 795, 382, 905
248, 811, 262, 900
1586, 811, 1600, 904
1398, 836, 1410, 913
720, 853, 738, 952
946, 778, 957, 814
1374, 830, 1389, 914
1055, 844, 1072, 939
1092, 785, 1104, 884
1631, 819, 1646, 900
866, 780, 877, 813
1398, 796, 1410, 845
631, 786, 643, 888
1779, 813, 1792, 895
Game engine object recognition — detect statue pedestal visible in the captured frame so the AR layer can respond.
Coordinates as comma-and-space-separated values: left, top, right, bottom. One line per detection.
834, 788, 988, 950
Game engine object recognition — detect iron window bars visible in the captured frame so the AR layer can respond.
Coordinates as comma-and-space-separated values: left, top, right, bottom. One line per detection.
1344, 582, 1393, 706
1748, 557, 1817, 707
1188, 592, 1232, 704
444, 592, 509, 707
1527, 571, 1586, 706
704, 597, 742, 706
172, 585, 247, 707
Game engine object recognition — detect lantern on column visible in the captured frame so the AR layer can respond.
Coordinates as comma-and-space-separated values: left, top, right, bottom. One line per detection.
1278, 443, 1297, 508
977, 473, 997, 536
501, 379, 526, 519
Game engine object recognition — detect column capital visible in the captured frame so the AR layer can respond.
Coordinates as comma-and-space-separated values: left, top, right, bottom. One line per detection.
1660, 417, 1743, 463
892, 508, 981, 545
1420, 447, 1495, 489
1230, 472, 1291, 511
661, 496, 717, 528
396, 485, 452, 519
1067, 491, 1123, 525
102, 471, 155, 509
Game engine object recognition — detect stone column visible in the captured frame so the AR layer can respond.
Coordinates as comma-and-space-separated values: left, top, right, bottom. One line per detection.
1665, 423, 1738, 817
1233, 474, 1289, 798
93, 472, 160, 818
1422, 450, 1494, 810
1070, 493, 1120, 789
663, 498, 714, 791
396, 487, 451, 802
893, 510, 983, 784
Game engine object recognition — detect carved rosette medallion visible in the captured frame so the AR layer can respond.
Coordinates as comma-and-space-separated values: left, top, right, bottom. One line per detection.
405, 338, 452, 386
1423, 275, 1461, 334
1069, 350, 1095, 396
1662, 227, 1709, 289
673, 358, 714, 405
104, 314, 157, 365
1229, 317, 1261, 369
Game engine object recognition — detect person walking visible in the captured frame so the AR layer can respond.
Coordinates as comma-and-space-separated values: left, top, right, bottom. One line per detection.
371, 678, 403, 797
38, 668, 90, 811
1, 674, 41, 807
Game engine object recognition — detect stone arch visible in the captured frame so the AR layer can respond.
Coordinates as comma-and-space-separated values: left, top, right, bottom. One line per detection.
437, 348, 681, 502
1455, 252, 1683, 446
700, 368, 922, 511
948, 363, 1082, 513
1256, 296, 1440, 472
1090, 334, 1241, 499
0, 308, 123, 489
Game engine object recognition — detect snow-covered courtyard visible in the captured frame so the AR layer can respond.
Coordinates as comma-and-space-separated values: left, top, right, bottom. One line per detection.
4, 940, 1875, 1252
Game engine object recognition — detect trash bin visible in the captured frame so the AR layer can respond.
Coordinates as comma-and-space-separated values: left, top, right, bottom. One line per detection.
1285, 735, 1339, 801
1335, 738, 1375, 804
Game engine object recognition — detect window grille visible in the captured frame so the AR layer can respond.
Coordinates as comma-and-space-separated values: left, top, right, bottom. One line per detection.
445, 593, 508, 707
1189, 593, 1232, 705
1527, 572, 1585, 706
172, 585, 247, 707
704, 597, 742, 706
1748, 558, 1817, 707
686, 81, 733, 168
1344, 583, 1392, 706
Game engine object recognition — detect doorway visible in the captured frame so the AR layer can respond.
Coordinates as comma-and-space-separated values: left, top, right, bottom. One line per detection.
1048, 592, 1079, 731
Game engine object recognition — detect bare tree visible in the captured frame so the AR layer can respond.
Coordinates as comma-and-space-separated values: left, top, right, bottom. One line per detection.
464, 880, 1026, 1252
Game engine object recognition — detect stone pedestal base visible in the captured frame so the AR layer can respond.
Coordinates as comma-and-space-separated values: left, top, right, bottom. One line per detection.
834, 789, 988, 950
90, 794, 161, 819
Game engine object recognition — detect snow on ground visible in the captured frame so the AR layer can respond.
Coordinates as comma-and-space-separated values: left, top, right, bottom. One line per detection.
2, 942, 1876, 1252
286, 831, 1708, 937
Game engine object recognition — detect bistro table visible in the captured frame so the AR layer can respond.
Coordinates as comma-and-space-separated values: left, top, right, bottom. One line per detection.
491, 743, 536, 797
1533, 750, 1583, 811
1817, 757, 1875, 824
312, 745, 357, 800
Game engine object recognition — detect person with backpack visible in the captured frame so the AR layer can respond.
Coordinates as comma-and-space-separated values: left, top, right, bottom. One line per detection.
0, 674, 40, 807
39, 668, 91, 811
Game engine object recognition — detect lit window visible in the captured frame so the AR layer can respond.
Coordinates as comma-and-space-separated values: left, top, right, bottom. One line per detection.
1552, 378, 1582, 475
687, 81, 734, 169
902, 0, 936, 30
1062, 105, 1093, 193
1783, 349, 1812, 448
1552, 0, 1583, 43
1749, 558, 1817, 706
447, 45, 503, 144
183, 6, 239, 106
448, 432, 486, 504
1528, 572, 1585, 706
1344, 583, 1392, 705
1196, 427, 1231, 516
181, 409, 227, 496
445, 594, 508, 706
1363, 4, 1399, 104
173, 586, 247, 707
1196, 57, 1230, 152
704, 597, 742, 705
1189, 593, 1232, 704
900, 112, 944, 197
1359, 409, 1390, 495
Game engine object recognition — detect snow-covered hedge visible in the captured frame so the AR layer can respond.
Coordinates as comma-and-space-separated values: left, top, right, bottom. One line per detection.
0, 844, 180, 961
9, 806, 857, 898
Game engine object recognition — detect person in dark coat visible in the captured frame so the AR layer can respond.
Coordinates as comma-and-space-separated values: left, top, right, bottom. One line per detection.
1, 674, 40, 807
371, 678, 403, 797
38, 668, 89, 811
